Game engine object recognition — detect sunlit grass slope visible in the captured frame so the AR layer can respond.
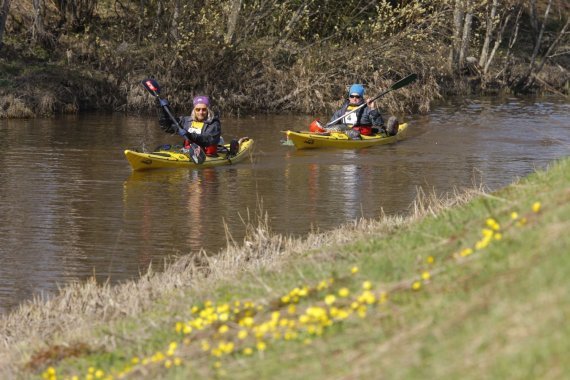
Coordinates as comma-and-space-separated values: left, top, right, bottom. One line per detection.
8, 158, 570, 379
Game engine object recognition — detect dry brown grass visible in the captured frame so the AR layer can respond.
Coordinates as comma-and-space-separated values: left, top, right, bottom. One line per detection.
0, 95, 34, 119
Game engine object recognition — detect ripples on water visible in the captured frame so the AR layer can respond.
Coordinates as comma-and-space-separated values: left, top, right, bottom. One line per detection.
0, 96, 569, 313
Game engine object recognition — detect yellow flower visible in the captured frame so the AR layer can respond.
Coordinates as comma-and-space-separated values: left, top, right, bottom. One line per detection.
412, 281, 421, 291
421, 271, 431, 281
238, 329, 248, 339
256, 341, 267, 351
218, 325, 229, 334
351, 266, 359, 274
532, 202, 541, 213
287, 304, 297, 315
338, 288, 350, 297
511, 211, 519, 220
494, 233, 502, 240
426, 256, 435, 264
460, 248, 473, 257
243, 347, 253, 355
324, 294, 336, 305
362, 281, 373, 290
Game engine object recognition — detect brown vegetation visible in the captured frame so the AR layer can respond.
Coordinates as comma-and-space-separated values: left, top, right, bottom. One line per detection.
0, 1, 568, 118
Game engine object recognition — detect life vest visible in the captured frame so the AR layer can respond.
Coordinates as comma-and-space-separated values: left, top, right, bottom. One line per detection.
342, 105, 360, 125
183, 120, 217, 155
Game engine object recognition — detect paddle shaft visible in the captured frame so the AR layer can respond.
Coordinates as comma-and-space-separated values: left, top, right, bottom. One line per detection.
326, 73, 418, 126
141, 78, 205, 164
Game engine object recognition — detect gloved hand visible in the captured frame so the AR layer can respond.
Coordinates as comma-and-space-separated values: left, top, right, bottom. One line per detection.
178, 128, 188, 138
155, 98, 169, 107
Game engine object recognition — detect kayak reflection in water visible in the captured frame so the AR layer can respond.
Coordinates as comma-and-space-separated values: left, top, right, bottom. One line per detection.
157, 95, 222, 157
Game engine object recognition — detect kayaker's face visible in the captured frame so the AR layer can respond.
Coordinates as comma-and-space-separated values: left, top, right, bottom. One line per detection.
349, 94, 361, 105
194, 104, 208, 121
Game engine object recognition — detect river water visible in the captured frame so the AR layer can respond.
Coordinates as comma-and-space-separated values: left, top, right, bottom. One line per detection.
0, 95, 568, 313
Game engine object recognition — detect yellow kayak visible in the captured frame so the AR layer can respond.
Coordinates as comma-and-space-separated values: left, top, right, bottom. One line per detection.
124, 138, 254, 171
283, 123, 408, 149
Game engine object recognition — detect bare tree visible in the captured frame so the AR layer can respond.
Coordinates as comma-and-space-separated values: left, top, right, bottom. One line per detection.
32, 0, 54, 47
449, 0, 475, 73
54, 0, 98, 31
0, 0, 11, 49
479, 0, 498, 68
449, 0, 465, 71
225, 0, 242, 45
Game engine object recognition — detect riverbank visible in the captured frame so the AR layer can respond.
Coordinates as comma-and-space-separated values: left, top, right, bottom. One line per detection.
1, 1, 568, 118
1, 156, 568, 379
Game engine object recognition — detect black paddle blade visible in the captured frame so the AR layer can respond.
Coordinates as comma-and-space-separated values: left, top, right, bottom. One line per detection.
390, 73, 418, 91
188, 143, 206, 164
229, 139, 240, 156
141, 78, 161, 96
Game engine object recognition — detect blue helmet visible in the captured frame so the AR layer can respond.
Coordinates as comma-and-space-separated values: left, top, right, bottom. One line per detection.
348, 84, 365, 98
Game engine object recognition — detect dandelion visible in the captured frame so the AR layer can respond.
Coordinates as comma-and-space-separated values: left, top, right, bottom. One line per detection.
412, 281, 421, 291
494, 233, 502, 240
238, 329, 248, 339
243, 347, 253, 355
165, 360, 172, 369
256, 341, 267, 351
362, 281, 373, 290
218, 325, 229, 334
460, 248, 473, 257
426, 256, 435, 264
511, 211, 519, 220
324, 294, 336, 305
532, 202, 541, 213
174, 357, 182, 366
351, 266, 359, 274
338, 288, 350, 297
421, 271, 431, 281
287, 304, 296, 314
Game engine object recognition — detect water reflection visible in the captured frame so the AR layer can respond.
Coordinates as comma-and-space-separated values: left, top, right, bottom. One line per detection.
0, 96, 569, 313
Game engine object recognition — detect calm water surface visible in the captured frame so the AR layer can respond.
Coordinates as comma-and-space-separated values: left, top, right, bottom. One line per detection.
0, 96, 568, 313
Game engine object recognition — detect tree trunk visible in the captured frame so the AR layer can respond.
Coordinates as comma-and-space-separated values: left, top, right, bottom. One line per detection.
479, 0, 498, 67
0, 0, 11, 49
448, 0, 464, 71
458, 7, 473, 69
171, 0, 180, 41
225, 0, 242, 45
516, 0, 552, 89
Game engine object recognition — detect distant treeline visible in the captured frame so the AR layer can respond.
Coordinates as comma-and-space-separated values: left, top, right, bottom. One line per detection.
0, 0, 568, 118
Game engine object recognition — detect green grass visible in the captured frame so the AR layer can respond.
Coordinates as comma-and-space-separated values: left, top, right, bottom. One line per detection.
7, 157, 570, 379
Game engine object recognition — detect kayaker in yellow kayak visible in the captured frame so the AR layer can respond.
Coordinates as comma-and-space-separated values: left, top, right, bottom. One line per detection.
157, 95, 222, 157
310, 83, 399, 138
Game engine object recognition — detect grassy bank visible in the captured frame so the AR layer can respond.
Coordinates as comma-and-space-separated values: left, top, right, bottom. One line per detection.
1, 157, 568, 379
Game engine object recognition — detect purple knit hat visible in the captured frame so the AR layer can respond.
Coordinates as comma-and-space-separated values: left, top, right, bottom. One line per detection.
193, 95, 210, 107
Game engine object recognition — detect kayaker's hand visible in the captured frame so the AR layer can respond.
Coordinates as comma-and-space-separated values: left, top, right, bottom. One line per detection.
178, 128, 188, 138
366, 98, 375, 110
